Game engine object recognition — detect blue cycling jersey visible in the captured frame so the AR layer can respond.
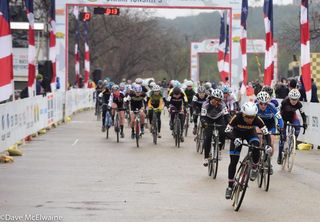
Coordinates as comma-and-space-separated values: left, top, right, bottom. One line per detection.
256, 102, 284, 130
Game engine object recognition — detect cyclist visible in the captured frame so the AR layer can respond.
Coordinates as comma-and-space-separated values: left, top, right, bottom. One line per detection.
256, 91, 284, 173
99, 83, 112, 132
184, 80, 196, 123
95, 80, 104, 115
261, 85, 279, 108
192, 86, 208, 135
200, 89, 230, 166
168, 86, 188, 142
278, 89, 307, 164
147, 85, 165, 138
127, 84, 147, 139
119, 82, 127, 95
204, 82, 213, 95
224, 102, 272, 199
108, 84, 126, 138
221, 85, 238, 115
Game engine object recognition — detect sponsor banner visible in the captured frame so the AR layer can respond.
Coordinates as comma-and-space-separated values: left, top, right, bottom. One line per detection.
0, 89, 94, 152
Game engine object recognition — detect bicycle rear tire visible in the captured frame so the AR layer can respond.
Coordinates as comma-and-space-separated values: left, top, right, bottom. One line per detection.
115, 114, 120, 143
176, 118, 181, 148
184, 113, 189, 137
152, 115, 158, 145
257, 152, 264, 188
106, 127, 109, 139
135, 119, 140, 148
232, 162, 250, 211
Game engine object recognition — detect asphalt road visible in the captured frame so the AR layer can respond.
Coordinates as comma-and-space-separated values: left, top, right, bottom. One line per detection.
1, 110, 319, 222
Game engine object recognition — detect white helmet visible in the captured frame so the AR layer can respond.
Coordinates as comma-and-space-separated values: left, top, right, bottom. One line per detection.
135, 78, 143, 84
185, 80, 193, 87
152, 85, 161, 92
256, 91, 270, 103
150, 82, 156, 88
242, 102, 258, 116
204, 82, 212, 89
211, 89, 224, 100
288, 89, 301, 100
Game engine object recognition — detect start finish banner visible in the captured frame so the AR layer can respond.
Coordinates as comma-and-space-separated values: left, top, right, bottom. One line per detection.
0, 89, 94, 152
55, 0, 241, 91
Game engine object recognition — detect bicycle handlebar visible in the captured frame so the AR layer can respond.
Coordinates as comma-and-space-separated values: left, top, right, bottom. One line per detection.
286, 122, 306, 134
241, 143, 265, 151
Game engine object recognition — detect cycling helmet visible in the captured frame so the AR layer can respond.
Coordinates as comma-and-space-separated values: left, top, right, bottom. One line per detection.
112, 84, 119, 90
211, 89, 224, 100
185, 80, 193, 87
172, 87, 181, 95
257, 91, 270, 103
221, 85, 231, 94
197, 86, 206, 94
133, 85, 143, 93
135, 78, 143, 84
262, 86, 273, 97
152, 85, 161, 92
98, 80, 103, 86
288, 89, 301, 100
242, 102, 258, 116
119, 82, 126, 88
204, 82, 212, 89
173, 80, 181, 88
149, 82, 156, 88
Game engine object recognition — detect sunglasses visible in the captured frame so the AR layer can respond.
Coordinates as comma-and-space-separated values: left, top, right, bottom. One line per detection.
243, 114, 255, 119
259, 102, 268, 106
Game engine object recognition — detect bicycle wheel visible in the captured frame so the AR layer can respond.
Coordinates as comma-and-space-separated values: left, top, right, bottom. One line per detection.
287, 134, 296, 172
184, 113, 189, 137
152, 114, 158, 145
232, 161, 250, 211
135, 119, 140, 148
256, 152, 264, 188
200, 128, 204, 154
115, 114, 120, 143
212, 135, 219, 179
97, 106, 101, 121
263, 155, 271, 191
176, 117, 181, 148
106, 127, 109, 139
196, 127, 201, 153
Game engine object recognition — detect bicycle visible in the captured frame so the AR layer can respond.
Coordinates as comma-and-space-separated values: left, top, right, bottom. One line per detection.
207, 123, 223, 179
172, 107, 184, 148
230, 142, 265, 211
151, 108, 161, 145
95, 99, 102, 121
194, 114, 204, 154
281, 122, 304, 172
133, 109, 142, 148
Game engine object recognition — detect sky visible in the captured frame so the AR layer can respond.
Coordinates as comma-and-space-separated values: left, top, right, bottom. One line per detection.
154, 0, 294, 19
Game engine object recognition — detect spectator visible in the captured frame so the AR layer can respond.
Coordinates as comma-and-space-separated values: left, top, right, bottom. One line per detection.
56, 76, 61, 90
36, 74, 44, 95
299, 76, 307, 102
78, 76, 84, 88
289, 78, 297, 90
311, 78, 319, 103
275, 77, 289, 99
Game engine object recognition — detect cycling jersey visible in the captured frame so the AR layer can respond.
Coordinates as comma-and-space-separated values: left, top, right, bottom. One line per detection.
127, 92, 146, 111
108, 91, 125, 109
256, 102, 284, 132
201, 101, 229, 122
147, 91, 164, 110
192, 94, 208, 113
168, 90, 188, 111
280, 97, 306, 123
223, 94, 237, 112
184, 88, 196, 104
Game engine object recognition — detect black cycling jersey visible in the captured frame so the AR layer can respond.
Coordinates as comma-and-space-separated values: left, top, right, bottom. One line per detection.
201, 101, 229, 123
109, 92, 125, 109
280, 97, 306, 123
192, 94, 208, 112
127, 92, 146, 111
168, 90, 187, 111
184, 88, 196, 104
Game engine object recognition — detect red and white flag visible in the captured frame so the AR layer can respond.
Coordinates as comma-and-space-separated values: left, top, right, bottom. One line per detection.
263, 0, 274, 86
25, 0, 36, 97
49, 0, 56, 91
83, 7, 90, 88
240, 0, 248, 86
0, 0, 14, 102
223, 11, 230, 83
218, 11, 226, 82
73, 6, 80, 86
301, 0, 311, 101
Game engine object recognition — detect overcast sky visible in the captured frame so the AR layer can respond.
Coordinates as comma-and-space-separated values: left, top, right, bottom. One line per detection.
154, 0, 294, 19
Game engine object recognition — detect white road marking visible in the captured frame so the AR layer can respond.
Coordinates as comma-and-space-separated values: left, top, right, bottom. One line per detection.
72, 139, 79, 146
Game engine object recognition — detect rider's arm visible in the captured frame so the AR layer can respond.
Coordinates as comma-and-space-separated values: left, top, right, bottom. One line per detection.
298, 104, 307, 124
108, 93, 113, 108
256, 116, 271, 146
224, 115, 237, 139
270, 104, 284, 129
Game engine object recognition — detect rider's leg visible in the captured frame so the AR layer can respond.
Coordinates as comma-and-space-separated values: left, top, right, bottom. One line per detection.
157, 111, 161, 133
119, 111, 125, 136
278, 123, 287, 163
148, 109, 153, 125
203, 126, 213, 160
292, 117, 301, 138
228, 139, 241, 188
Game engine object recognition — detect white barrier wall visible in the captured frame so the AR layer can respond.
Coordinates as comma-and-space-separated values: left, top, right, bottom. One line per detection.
297, 102, 320, 148
0, 89, 94, 152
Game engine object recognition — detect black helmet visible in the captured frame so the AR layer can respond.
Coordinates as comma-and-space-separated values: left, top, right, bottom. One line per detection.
173, 87, 181, 95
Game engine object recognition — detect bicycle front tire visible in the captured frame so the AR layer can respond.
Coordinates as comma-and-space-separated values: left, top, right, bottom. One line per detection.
232, 162, 250, 211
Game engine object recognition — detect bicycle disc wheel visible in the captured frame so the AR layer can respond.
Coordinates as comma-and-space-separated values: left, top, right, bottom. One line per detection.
287, 134, 296, 172
212, 136, 219, 179
263, 156, 271, 191
232, 163, 250, 211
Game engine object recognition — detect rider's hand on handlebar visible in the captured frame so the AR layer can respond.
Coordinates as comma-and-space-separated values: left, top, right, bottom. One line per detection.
265, 145, 272, 155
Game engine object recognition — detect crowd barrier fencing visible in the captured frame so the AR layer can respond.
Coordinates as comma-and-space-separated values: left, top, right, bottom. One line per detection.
0, 89, 95, 153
